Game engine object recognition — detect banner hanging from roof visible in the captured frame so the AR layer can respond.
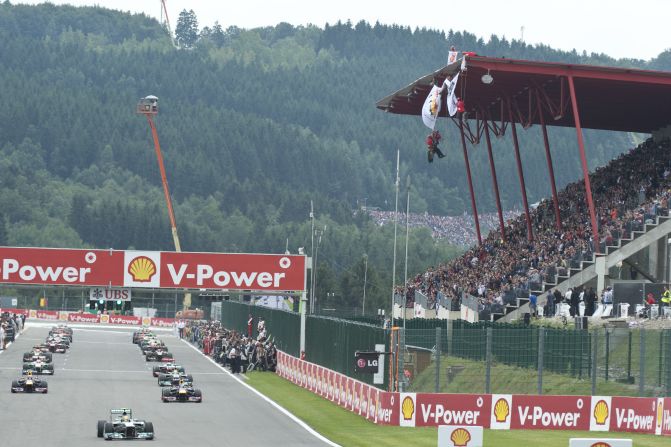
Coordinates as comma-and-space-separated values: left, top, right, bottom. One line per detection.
446, 72, 460, 117
421, 84, 443, 130
0, 247, 306, 292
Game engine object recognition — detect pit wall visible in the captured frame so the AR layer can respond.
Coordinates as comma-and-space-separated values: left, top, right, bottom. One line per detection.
277, 351, 671, 436
0, 308, 175, 328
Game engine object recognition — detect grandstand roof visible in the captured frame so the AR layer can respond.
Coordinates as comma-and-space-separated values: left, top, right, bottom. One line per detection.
376, 55, 671, 133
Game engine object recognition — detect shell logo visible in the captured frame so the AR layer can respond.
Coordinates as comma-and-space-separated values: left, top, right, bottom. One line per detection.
593, 399, 609, 425
128, 256, 157, 282
450, 428, 472, 447
494, 398, 510, 423
401, 396, 415, 420
590, 443, 612, 447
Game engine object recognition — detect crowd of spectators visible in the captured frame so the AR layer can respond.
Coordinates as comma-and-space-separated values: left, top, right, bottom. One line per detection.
366, 209, 520, 247
402, 137, 671, 314
185, 318, 277, 374
0, 312, 24, 350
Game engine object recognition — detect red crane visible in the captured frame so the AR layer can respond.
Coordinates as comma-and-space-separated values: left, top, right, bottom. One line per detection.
136, 96, 191, 309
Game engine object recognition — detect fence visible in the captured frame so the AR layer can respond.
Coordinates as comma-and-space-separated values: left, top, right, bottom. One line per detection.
403, 322, 671, 398
220, 300, 388, 387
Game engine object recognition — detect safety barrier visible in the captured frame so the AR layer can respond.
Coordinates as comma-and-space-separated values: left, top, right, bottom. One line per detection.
0, 308, 176, 328
276, 350, 671, 436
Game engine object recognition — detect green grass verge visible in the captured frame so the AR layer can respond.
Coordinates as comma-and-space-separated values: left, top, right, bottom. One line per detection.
245, 371, 669, 447
409, 355, 644, 396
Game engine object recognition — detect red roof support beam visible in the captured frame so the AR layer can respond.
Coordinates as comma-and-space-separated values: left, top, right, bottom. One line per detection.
459, 120, 482, 245
536, 91, 562, 231
567, 75, 600, 254
508, 100, 533, 241
484, 120, 506, 242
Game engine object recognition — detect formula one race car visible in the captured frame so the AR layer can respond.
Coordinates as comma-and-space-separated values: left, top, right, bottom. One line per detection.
152, 363, 185, 377
139, 339, 165, 355
145, 347, 174, 362
44, 336, 69, 353
22, 360, 54, 375
161, 381, 202, 403
11, 371, 48, 393
97, 408, 154, 441
50, 325, 73, 342
132, 329, 154, 344
23, 347, 53, 363
157, 370, 193, 387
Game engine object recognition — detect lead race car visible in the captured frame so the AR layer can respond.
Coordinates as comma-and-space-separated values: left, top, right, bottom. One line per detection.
22, 360, 54, 375
11, 371, 48, 394
97, 408, 154, 441
161, 380, 202, 403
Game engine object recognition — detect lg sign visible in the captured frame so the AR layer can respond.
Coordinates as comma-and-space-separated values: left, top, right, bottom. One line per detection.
354, 352, 379, 373
0, 246, 306, 292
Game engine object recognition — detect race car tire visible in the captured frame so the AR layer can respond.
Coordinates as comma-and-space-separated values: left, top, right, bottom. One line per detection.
143, 422, 154, 437
184, 375, 193, 383
103, 422, 114, 438
44, 353, 53, 363
97, 420, 106, 437
11, 380, 19, 392
157, 374, 167, 385
23, 353, 31, 362
165, 352, 173, 358
194, 389, 202, 402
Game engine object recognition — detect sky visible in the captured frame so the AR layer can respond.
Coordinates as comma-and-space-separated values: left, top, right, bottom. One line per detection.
14, 0, 671, 60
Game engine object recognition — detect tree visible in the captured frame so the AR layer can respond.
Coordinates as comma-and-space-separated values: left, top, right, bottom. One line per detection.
175, 9, 198, 48
0, 212, 7, 245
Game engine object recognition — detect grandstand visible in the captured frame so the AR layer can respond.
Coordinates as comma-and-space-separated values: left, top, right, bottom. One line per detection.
377, 55, 671, 322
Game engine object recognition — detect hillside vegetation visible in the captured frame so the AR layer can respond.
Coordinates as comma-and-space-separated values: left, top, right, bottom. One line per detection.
0, 2, 669, 312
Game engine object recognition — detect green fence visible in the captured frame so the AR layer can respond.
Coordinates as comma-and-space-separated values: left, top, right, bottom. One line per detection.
220, 301, 388, 387
404, 324, 671, 397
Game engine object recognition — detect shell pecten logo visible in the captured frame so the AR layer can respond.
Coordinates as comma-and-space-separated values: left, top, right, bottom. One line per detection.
450, 428, 471, 447
128, 256, 157, 282
590, 443, 612, 447
593, 399, 609, 425
494, 398, 510, 423
401, 396, 414, 420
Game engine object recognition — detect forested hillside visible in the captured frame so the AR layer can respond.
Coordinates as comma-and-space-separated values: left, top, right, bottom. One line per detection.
0, 2, 669, 313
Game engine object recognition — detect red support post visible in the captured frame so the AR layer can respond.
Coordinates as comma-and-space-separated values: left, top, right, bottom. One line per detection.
536, 93, 562, 230
567, 75, 600, 254
484, 121, 506, 241
459, 120, 482, 245
508, 101, 533, 241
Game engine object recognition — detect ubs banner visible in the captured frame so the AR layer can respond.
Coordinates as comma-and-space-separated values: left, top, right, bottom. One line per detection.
0, 246, 306, 292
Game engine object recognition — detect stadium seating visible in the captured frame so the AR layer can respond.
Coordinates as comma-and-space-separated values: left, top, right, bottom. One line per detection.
404, 137, 671, 321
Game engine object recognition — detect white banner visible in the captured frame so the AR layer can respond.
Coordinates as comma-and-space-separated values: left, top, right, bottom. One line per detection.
421, 85, 442, 130
438, 425, 483, 447
89, 287, 132, 302
446, 72, 460, 117
447, 50, 459, 65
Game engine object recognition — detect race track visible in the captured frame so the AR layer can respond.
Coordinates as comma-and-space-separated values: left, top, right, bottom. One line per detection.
0, 323, 333, 446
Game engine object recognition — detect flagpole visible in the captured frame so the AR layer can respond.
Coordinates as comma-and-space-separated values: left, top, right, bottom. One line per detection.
403, 175, 410, 334
391, 150, 400, 326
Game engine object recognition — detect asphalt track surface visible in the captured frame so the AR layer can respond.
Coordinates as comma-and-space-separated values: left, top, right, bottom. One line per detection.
0, 323, 334, 446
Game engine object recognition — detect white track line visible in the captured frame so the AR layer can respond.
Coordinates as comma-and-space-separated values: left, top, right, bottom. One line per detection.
181, 339, 341, 447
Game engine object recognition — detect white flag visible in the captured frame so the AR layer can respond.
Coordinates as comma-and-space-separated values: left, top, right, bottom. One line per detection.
445, 72, 460, 117
421, 85, 442, 130
447, 50, 459, 65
